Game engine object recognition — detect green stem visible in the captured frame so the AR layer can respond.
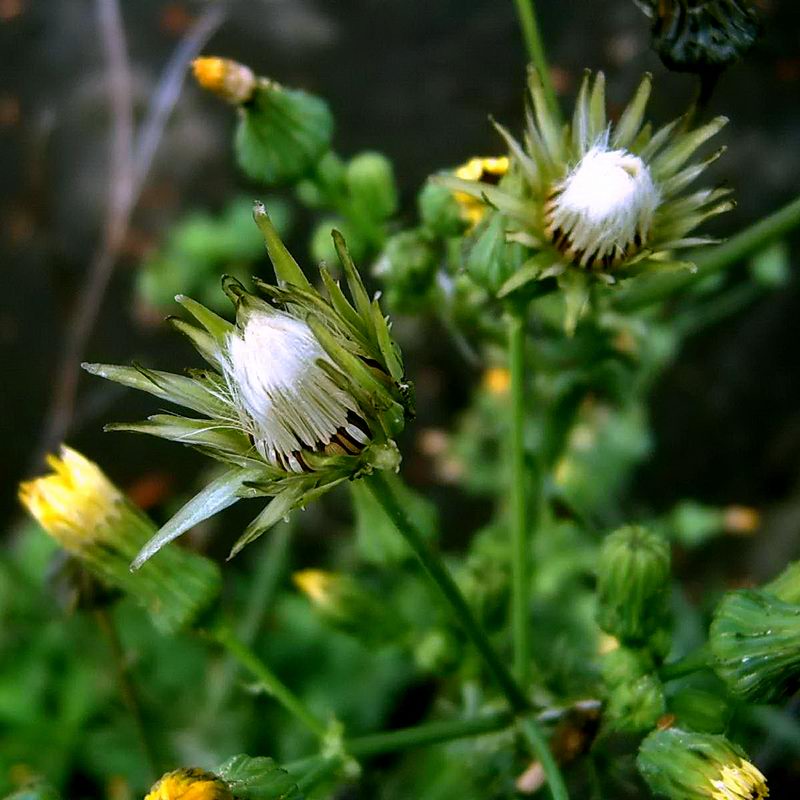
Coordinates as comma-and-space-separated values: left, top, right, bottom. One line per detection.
508, 310, 533, 686
520, 718, 570, 800
211, 624, 328, 740
366, 471, 529, 712
95, 607, 158, 781
614, 193, 800, 312
660, 645, 711, 681
512, 0, 560, 121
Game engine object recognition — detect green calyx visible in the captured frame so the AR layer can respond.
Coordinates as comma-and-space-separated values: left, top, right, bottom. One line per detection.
710, 588, 800, 703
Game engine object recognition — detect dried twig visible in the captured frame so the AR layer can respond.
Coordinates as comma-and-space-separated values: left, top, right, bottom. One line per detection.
34, 1, 226, 465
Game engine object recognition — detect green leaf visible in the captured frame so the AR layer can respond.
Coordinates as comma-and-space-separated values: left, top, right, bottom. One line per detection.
131, 467, 263, 569
217, 754, 303, 800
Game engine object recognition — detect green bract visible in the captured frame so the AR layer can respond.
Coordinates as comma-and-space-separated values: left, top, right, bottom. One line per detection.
84, 203, 412, 566
710, 588, 800, 703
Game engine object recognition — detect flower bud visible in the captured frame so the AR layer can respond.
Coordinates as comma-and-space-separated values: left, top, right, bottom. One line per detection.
192, 56, 256, 105
601, 643, 655, 688
606, 673, 665, 733
145, 768, 232, 800
374, 229, 438, 312
418, 182, 466, 238
596, 525, 671, 643
293, 569, 399, 645
637, 727, 768, 800
19, 448, 221, 633
231, 70, 333, 184
465, 213, 524, 294
710, 588, 800, 703
345, 151, 398, 223
637, 0, 761, 74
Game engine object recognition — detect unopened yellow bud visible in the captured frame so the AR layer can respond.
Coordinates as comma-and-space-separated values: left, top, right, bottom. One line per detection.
145, 768, 232, 800
723, 505, 760, 536
482, 366, 511, 396
192, 56, 256, 104
293, 569, 333, 608
453, 156, 509, 226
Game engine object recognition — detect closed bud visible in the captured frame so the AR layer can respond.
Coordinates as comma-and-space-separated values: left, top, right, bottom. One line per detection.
606, 673, 665, 733
346, 151, 398, 223
374, 229, 438, 312
596, 525, 671, 643
234, 75, 333, 184
601, 643, 655, 688
710, 588, 800, 703
145, 768, 232, 800
19, 447, 221, 633
192, 57, 256, 105
418, 182, 466, 238
638, 727, 768, 800
636, 0, 761, 74
465, 213, 524, 294
293, 569, 398, 645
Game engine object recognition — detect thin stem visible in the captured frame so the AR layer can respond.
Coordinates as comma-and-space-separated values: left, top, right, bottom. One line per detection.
211, 624, 328, 740
520, 718, 570, 800
94, 607, 158, 781
508, 311, 533, 686
365, 471, 529, 712
660, 645, 711, 681
512, 0, 560, 121
614, 193, 800, 312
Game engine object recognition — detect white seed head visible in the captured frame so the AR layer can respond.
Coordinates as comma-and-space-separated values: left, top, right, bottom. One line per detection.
546, 145, 659, 269
222, 307, 362, 470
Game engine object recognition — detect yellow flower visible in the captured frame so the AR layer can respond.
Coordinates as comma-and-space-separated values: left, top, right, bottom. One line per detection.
710, 759, 769, 800
293, 569, 333, 607
19, 446, 121, 552
145, 768, 232, 800
482, 366, 511, 396
192, 56, 256, 105
452, 156, 509, 226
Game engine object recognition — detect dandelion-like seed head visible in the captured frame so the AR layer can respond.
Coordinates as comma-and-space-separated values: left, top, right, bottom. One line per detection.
710, 759, 769, 800
545, 143, 658, 269
222, 306, 366, 472
18, 446, 121, 551
145, 768, 232, 800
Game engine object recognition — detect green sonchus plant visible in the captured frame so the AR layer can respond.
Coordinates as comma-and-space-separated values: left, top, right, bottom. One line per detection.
84, 204, 413, 565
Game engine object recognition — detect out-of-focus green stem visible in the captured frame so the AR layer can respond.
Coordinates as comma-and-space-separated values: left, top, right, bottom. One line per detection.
520, 717, 570, 800
614, 194, 800, 312
508, 310, 533, 687
211, 624, 328, 740
366, 472, 529, 712
512, 0, 560, 121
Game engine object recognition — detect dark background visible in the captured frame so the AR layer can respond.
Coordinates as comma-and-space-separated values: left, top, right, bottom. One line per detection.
1, 0, 799, 634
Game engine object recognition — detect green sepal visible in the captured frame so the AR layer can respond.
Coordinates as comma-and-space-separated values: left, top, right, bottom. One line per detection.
175, 293, 233, 342
234, 79, 333, 185
319, 265, 365, 333
217, 754, 303, 800
229, 484, 308, 559
131, 467, 265, 569
497, 252, 557, 299
106, 415, 254, 462
253, 201, 312, 290
168, 316, 223, 368
332, 229, 372, 323
370, 297, 403, 381
82, 362, 229, 419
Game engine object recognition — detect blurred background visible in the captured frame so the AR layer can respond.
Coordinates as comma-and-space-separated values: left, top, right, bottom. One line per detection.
1, 0, 800, 796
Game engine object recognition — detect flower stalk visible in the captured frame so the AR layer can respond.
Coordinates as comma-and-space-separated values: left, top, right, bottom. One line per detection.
210, 624, 328, 741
